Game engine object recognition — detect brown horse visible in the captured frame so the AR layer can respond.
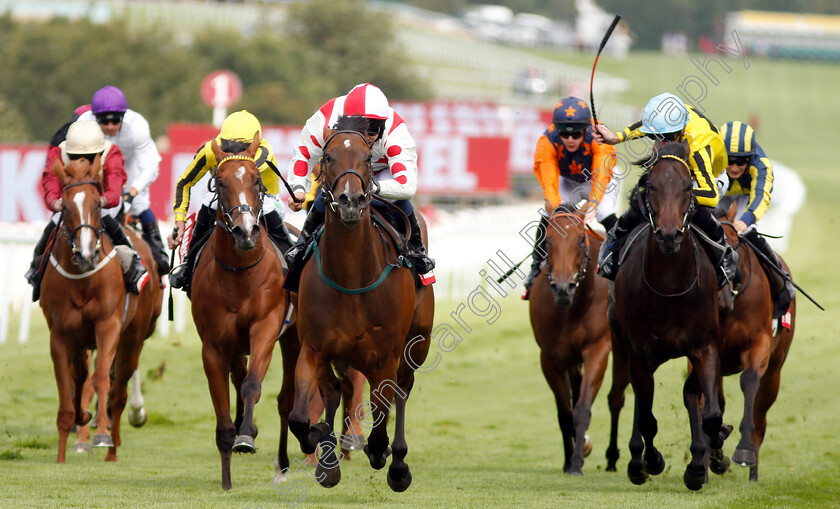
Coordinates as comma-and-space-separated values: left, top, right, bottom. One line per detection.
705, 205, 796, 481
41, 155, 161, 463
191, 134, 294, 490
608, 141, 724, 490
288, 122, 434, 492
529, 205, 618, 475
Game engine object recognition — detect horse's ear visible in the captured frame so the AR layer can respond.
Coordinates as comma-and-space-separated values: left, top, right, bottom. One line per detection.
90, 153, 102, 179
51, 157, 67, 183
324, 127, 334, 140
246, 131, 260, 158
725, 201, 738, 222
211, 137, 224, 161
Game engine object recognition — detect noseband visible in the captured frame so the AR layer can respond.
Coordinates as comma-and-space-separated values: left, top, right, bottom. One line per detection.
318, 130, 375, 213
643, 154, 695, 236
213, 155, 265, 236
544, 213, 590, 290
61, 180, 104, 258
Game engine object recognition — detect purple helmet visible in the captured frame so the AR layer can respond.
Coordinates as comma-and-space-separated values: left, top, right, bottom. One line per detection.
91, 86, 128, 114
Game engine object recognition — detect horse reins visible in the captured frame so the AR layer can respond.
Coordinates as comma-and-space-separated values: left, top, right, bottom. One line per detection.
318, 130, 375, 213
213, 154, 265, 236
719, 220, 753, 295
642, 155, 695, 239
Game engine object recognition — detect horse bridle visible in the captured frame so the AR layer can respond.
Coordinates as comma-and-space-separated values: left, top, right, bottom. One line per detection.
60, 180, 104, 259
642, 154, 695, 237
544, 212, 590, 290
318, 130, 375, 213
212, 154, 265, 236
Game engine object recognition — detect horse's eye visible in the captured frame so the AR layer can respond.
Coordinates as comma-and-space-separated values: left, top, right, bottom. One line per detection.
579, 236, 586, 246
323, 154, 332, 163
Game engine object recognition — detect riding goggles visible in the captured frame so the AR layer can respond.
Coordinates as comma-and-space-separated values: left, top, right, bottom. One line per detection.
95, 112, 124, 125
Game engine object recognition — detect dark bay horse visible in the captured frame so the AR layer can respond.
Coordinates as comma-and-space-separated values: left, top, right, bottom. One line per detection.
191, 134, 295, 490
608, 141, 724, 490
705, 205, 796, 481
529, 205, 625, 475
41, 155, 161, 463
289, 122, 435, 492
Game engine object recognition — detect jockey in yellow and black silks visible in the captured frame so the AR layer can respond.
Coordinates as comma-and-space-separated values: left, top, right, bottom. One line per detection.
717, 121, 793, 317
523, 96, 618, 299
593, 93, 740, 290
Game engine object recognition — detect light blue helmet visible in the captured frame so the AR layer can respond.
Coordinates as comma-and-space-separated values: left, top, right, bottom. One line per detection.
639, 93, 689, 135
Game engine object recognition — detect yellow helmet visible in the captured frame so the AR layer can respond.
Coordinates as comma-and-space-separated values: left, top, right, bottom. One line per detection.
219, 110, 261, 142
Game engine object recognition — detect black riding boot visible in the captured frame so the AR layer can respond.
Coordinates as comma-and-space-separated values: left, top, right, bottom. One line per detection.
170, 205, 215, 292
522, 215, 548, 300
284, 207, 325, 269
692, 206, 741, 290
141, 220, 170, 275
743, 228, 794, 318
263, 210, 294, 254
102, 215, 147, 294
26, 221, 58, 301
406, 212, 435, 275
597, 201, 645, 281
599, 213, 617, 233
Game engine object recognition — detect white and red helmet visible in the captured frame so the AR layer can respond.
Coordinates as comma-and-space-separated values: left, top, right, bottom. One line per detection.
343, 83, 389, 120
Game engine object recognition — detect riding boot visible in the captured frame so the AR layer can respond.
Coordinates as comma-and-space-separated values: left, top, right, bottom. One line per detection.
599, 213, 617, 233
170, 205, 215, 292
284, 207, 325, 269
26, 221, 58, 301
263, 210, 294, 254
141, 220, 170, 275
406, 212, 435, 274
597, 202, 645, 281
102, 215, 147, 294
692, 206, 741, 291
743, 227, 795, 318
522, 215, 548, 300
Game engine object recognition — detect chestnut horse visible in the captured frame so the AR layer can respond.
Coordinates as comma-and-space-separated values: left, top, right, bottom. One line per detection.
191, 134, 294, 490
529, 205, 622, 475
705, 205, 796, 481
289, 121, 434, 492
608, 141, 724, 490
41, 155, 161, 463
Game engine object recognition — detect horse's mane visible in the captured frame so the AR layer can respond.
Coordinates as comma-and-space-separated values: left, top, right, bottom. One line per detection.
333, 114, 372, 134
634, 140, 690, 168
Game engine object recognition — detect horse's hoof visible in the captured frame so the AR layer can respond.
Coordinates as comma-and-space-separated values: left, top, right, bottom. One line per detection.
232, 435, 256, 454
683, 464, 707, 491
568, 470, 583, 477
363, 444, 392, 470
387, 464, 412, 492
709, 449, 730, 475
315, 463, 341, 488
582, 435, 593, 458
91, 434, 114, 448
644, 449, 665, 476
627, 461, 648, 485
128, 407, 147, 428
732, 447, 757, 467
605, 464, 617, 473
71, 442, 91, 453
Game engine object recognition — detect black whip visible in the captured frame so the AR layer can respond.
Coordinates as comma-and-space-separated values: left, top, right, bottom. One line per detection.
589, 15, 621, 126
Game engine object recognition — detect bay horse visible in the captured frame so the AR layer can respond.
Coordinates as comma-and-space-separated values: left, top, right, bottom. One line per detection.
529, 205, 624, 475
41, 155, 161, 463
704, 205, 796, 481
289, 119, 435, 492
608, 141, 725, 490
191, 134, 294, 490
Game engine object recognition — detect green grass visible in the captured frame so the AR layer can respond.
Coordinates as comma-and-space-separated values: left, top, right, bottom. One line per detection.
2, 50, 840, 507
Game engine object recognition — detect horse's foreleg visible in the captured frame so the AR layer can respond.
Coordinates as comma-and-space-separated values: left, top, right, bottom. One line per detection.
733, 336, 771, 469
314, 367, 342, 487
289, 344, 325, 456
236, 321, 280, 454
340, 368, 367, 458
364, 363, 399, 472
539, 352, 574, 473
750, 358, 783, 483
231, 355, 247, 438
50, 336, 75, 463
105, 330, 144, 462
683, 370, 710, 490
386, 360, 421, 492
570, 341, 610, 476
73, 352, 95, 453
201, 341, 235, 490
693, 344, 723, 449
91, 316, 121, 447
626, 358, 663, 484
606, 352, 629, 472
275, 326, 300, 479
127, 370, 147, 428
71, 350, 92, 427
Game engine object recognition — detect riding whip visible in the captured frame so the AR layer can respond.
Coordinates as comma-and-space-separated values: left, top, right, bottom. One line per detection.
496, 253, 532, 284
589, 14, 621, 127
738, 235, 825, 311
265, 160, 304, 203
167, 227, 177, 321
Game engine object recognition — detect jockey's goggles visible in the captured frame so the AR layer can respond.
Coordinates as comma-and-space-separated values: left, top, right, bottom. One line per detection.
559, 131, 584, 140
644, 131, 681, 142
729, 156, 751, 166
95, 112, 124, 125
